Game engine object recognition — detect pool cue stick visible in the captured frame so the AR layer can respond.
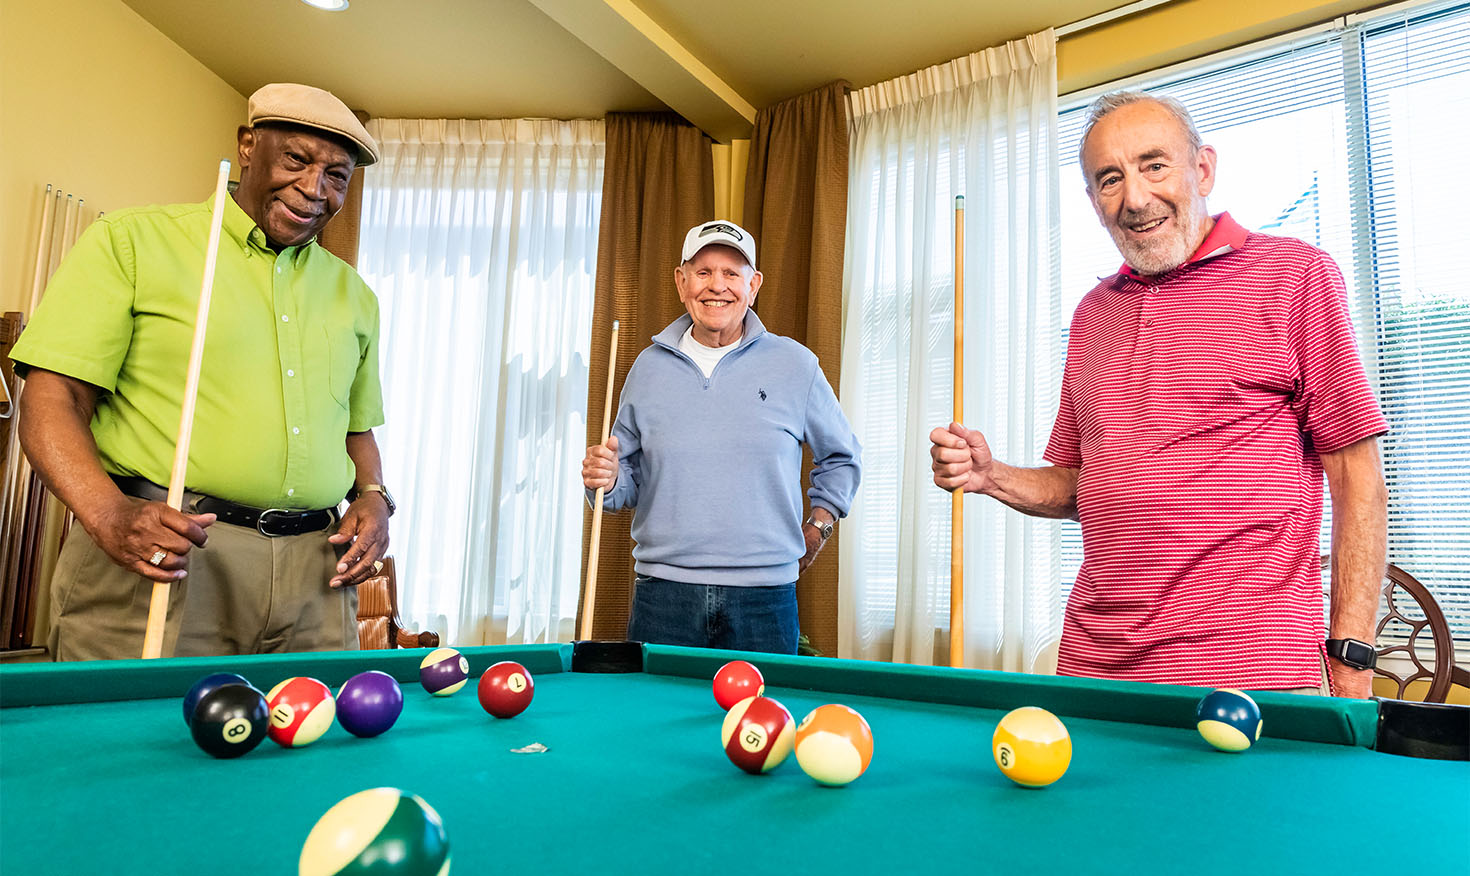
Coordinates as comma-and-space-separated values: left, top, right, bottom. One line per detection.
0, 186, 59, 617
949, 195, 965, 668
579, 319, 620, 641
141, 159, 231, 660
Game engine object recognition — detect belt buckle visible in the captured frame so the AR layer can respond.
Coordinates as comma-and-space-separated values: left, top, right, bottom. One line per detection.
257, 508, 297, 537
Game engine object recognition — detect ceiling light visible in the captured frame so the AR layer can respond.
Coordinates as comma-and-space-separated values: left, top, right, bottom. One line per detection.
299, 0, 349, 10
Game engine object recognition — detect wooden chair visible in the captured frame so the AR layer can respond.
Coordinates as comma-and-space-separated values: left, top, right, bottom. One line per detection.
1322, 557, 1458, 703
356, 557, 439, 650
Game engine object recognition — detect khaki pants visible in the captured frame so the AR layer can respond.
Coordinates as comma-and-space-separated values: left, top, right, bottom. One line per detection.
48, 512, 358, 660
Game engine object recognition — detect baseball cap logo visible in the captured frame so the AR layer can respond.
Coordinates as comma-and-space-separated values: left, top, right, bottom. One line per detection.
700, 222, 744, 241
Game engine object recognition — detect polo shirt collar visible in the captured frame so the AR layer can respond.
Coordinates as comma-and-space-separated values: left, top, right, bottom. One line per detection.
1111, 211, 1249, 284
217, 193, 319, 257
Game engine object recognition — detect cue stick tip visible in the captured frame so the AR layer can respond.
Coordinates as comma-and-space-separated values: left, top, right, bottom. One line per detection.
955, 194, 964, 206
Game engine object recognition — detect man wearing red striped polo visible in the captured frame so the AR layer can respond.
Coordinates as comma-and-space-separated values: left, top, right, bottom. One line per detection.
930, 92, 1388, 698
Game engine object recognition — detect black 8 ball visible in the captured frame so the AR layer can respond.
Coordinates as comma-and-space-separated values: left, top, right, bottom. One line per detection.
190, 684, 269, 758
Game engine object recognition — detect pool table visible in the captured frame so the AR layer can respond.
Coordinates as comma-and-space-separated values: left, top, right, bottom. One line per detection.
2, 644, 1466, 875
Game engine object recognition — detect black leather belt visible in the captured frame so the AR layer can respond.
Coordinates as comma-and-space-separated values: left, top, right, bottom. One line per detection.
110, 476, 340, 537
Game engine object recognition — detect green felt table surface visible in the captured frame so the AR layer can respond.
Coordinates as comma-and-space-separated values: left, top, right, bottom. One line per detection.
2, 645, 1465, 875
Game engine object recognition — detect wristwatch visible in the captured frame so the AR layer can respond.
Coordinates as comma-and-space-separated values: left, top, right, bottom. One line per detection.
1325, 638, 1377, 670
352, 484, 397, 516
805, 514, 834, 541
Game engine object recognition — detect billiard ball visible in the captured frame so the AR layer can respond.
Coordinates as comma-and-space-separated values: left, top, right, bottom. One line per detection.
992, 706, 1072, 788
298, 787, 450, 876
182, 672, 252, 726
713, 660, 765, 711
189, 683, 270, 759
419, 647, 470, 697
266, 677, 336, 748
794, 704, 874, 786
720, 695, 795, 774
477, 661, 534, 718
1196, 689, 1262, 753
336, 671, 404, 738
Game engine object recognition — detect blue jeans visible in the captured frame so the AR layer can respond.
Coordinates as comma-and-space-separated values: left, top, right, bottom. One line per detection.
627, 576, 799, 655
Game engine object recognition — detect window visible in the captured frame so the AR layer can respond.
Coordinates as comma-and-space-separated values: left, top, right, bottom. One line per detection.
1055, 1, 1470, 648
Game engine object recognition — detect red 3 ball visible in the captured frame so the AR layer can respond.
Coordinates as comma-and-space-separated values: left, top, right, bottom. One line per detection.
713, 660, 765, 711
478, 661, 535, 718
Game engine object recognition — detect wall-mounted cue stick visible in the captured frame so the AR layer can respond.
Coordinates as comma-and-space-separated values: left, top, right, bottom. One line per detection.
141, 159, 231, 660
580, 319, 620, 642
950, 195, 965, 669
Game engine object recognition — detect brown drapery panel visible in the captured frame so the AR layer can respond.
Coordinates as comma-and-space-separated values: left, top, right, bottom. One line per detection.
578, 113, 714, 640
318, 110, 371, 266
741, 81, 851, 658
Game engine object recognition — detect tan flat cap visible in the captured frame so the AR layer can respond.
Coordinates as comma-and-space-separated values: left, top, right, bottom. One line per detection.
247, 83, 379, 167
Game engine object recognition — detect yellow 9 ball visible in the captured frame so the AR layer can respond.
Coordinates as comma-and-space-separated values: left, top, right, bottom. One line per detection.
992, 706, 1072, 788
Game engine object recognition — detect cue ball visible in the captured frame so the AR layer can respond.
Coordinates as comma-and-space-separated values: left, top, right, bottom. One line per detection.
189, 683, 270, 759
713, 660, 765, 711
478, 661, 534, 718
1196, 689, 1262, 753
299, 787, 450, 876
794, 704, 874, 786
336, 671, 404, 738
992, 706, 1072, 788
419, 647, 470, 697
721, 695, 795, 774
266, 677, 336, 748
182, 672, 252, 726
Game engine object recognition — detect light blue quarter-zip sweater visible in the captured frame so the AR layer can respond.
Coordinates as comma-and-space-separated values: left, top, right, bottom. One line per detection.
595, 310, 861, 586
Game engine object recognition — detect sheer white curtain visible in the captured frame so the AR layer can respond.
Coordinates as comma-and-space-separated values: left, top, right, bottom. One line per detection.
358, 118, 604, 646
838, 32, 1063, 671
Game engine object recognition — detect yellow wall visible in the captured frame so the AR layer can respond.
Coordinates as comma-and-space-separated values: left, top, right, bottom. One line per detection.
0, 0, 244, 314
1057, 0, 1387, 94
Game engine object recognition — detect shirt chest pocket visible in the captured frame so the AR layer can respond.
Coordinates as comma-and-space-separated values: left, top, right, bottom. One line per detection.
324, 326, 360, 410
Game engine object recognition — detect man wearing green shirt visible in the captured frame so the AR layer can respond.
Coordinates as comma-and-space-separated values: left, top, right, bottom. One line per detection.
12, 83, 394, 660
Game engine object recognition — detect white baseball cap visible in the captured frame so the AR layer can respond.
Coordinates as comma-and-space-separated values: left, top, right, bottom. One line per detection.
681, 220, 756, 267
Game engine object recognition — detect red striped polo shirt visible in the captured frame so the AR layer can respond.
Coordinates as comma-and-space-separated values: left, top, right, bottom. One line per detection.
1044, 213, 1387, 689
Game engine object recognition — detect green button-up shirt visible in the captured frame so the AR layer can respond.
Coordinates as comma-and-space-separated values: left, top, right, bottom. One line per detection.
11, 195, 384, 509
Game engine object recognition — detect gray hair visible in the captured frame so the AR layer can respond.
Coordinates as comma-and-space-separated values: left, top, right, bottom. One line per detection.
1079, 92, 1204, 181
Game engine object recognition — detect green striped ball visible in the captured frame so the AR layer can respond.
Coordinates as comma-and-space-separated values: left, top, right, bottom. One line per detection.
299, 788, 450, 876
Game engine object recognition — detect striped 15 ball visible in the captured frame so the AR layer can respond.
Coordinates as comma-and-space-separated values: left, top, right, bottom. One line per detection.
419, 648, 470, 697
720, 696, 795, 774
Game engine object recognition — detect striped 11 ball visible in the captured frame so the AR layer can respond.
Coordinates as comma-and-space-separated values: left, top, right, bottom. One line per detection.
299, 788, 450, 876
477, 661, 534, 718
713, 660, 764, 711
419, 648, 470, 697
266, 677, 336, 748
720, 696, 795, 774
794, 704, 873, 786
1196, 689, 1262, 753
992, 706, 1072, 788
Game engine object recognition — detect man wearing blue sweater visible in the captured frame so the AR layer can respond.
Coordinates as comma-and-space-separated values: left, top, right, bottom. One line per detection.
582, 220, 862, 654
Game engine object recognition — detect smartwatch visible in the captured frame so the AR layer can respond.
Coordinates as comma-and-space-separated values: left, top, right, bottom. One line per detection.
1325, 638, 1377, 670
352, 484, 397, 516
805, 515, 834, 541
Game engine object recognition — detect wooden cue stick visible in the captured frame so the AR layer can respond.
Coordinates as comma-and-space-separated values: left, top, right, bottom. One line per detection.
0, 186, 59, 620
141, 160, 231, 660
949, 195, 965, 668
579, 319, 620, 641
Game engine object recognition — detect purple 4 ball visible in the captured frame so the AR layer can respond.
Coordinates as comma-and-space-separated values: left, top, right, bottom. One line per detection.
336, 670, 403, 737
